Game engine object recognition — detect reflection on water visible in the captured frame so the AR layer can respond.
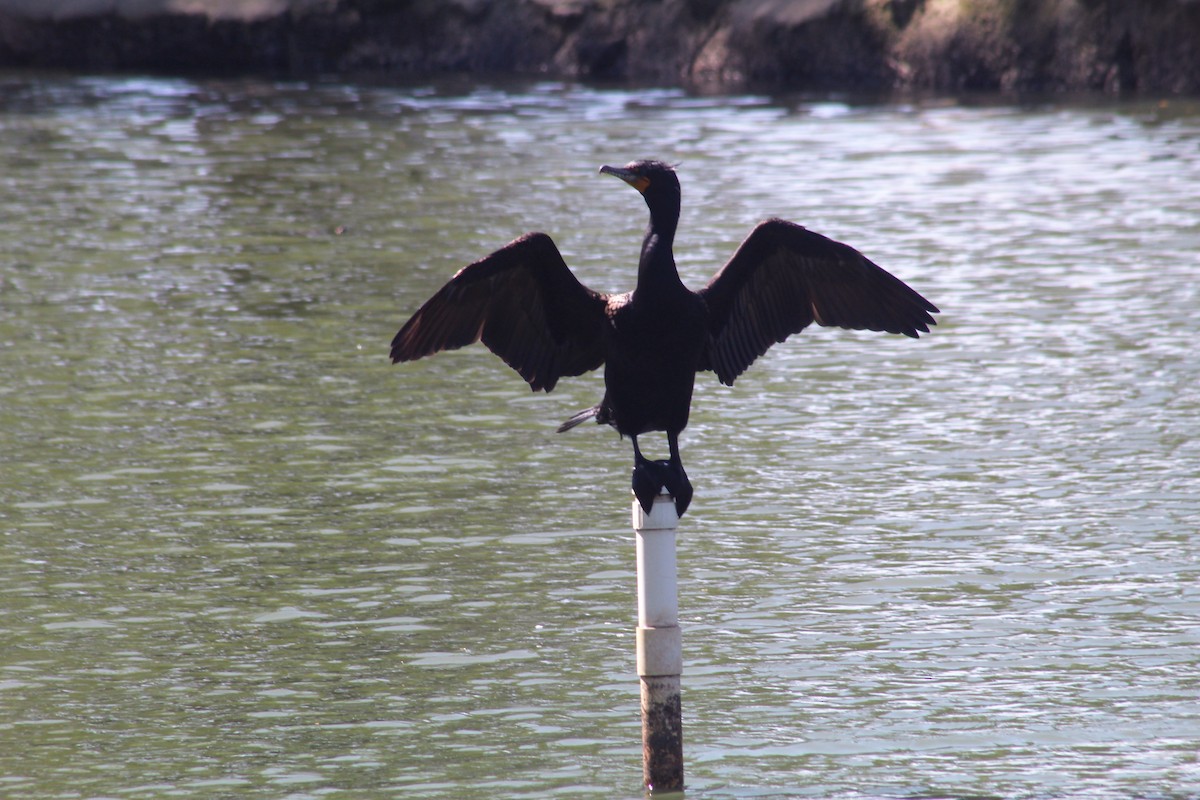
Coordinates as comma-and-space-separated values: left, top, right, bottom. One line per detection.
1, 74, 1199, 799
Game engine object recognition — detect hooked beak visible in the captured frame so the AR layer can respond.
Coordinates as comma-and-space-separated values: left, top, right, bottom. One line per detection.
600, 164, 650, 193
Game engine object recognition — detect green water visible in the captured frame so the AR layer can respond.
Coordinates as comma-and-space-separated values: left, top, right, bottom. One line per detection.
2, 75, 1199, 799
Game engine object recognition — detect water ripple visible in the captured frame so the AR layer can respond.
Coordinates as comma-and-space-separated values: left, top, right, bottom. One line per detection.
2, 76, 1198, 800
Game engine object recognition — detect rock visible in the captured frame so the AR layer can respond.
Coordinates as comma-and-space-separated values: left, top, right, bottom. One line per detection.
891, 0, 1200, 94
721, 0, 895, 90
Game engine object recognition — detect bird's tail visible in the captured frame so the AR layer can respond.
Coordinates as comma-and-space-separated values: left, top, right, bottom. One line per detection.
557, 405, 600, 433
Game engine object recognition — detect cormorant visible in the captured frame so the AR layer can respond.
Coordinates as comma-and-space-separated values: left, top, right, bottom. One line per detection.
390, 160, 938, 517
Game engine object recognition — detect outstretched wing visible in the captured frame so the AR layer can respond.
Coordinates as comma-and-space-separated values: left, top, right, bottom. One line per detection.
698, 219, 938, 386
390, 232, 609, 392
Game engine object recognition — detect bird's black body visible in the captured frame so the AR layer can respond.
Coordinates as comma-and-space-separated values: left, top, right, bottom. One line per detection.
391, 160, 938, 516
567, 165, 706, 512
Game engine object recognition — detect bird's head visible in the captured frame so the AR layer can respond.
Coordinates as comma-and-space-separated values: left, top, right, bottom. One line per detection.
600, 160, 681, 221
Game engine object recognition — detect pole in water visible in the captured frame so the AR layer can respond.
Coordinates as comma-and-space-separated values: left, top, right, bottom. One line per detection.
633, 492, 684, 793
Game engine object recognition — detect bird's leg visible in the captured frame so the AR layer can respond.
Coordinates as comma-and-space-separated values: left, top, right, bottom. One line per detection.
663, 432, 693, 517
632, 435, 648, 466
631, 435, 662, 515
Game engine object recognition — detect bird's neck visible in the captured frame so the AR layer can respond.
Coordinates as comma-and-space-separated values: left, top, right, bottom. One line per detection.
636, 208, 681, 295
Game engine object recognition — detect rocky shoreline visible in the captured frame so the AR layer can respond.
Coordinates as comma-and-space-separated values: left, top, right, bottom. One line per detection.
2, 0, 1199, 95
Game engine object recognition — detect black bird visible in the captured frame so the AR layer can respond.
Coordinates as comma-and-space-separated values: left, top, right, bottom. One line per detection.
390, 160, 937, 517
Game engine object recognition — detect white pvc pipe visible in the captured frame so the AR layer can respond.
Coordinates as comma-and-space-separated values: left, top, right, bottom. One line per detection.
632, 493, 683, 791
636, 503, 679, 628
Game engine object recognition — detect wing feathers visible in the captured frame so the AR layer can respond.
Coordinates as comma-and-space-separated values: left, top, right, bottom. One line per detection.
391, 233, 609, 392
394, 220, 936, 392
699, 219, 937, 385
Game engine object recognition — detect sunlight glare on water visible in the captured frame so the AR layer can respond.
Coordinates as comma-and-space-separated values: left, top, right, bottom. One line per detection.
1, 74, 1198, 799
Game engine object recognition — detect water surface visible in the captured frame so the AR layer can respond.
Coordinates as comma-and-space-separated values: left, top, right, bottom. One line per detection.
1, 74, 1198, 799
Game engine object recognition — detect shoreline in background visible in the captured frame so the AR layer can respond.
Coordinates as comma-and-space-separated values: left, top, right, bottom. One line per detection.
1, 0, 1199, 96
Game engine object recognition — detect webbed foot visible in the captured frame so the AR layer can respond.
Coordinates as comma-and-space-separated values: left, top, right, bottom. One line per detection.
662, 460, 692, 518
631, 458, 693, 517
631, 434, 693, 517
632, 459, 664, 514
